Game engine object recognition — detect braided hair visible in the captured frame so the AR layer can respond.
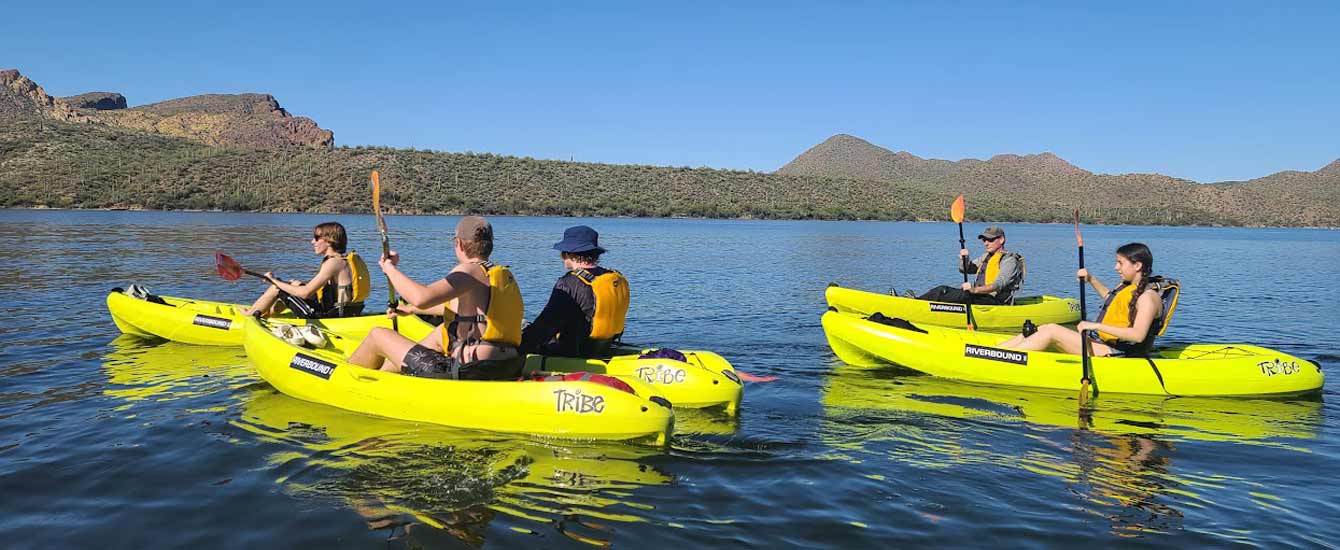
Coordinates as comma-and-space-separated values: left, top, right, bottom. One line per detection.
1116, 242, 1154, 323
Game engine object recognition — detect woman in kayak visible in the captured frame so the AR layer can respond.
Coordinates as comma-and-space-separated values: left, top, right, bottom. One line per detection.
1000, 243, 1162, 357
347, 216, 524, 380
239, 222, 368, 318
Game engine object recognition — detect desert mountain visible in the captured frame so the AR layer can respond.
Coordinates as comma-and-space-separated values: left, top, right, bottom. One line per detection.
93, 93, 333, 148
61, 92, 127, 110
1, 68, 331, 148
1, 69, 97, 124
777, 134, 1339, 226
778, 134, 1091, 182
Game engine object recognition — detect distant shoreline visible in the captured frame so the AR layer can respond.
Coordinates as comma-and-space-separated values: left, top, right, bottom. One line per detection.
6, 206, 1335, 230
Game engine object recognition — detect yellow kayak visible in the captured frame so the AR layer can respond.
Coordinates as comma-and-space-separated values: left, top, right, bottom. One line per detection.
242, 316, 674, 444
822, 310, 1324, 397
826, 284, 1080, 331
309, 315, 744, 414
524, 350, 743, 414
107, 288, 391, 346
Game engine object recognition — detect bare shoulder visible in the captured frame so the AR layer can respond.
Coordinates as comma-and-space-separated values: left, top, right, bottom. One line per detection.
1138, 288, 1163, 308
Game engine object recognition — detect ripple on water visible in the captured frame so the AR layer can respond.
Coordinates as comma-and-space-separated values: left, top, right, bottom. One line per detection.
3, 213, 1340, 546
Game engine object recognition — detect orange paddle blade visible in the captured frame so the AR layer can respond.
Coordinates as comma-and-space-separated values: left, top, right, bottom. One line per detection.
1073, 209, 1083, 247
950, 194, 965, 223
736, 370, 778, 383
215, 253, 243, 281
371, 170, 381, 212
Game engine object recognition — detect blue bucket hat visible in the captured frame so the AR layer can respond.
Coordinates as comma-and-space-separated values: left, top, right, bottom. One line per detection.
552, 225, 606, 254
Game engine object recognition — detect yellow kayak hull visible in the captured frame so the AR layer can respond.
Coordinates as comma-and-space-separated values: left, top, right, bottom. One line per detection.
822, 310, 1324, 397
524, 350, 743, 413
311, 316, 743, 414
106, 289, 392, 346
826, 284, 1080, 331
242, 317, 674, 444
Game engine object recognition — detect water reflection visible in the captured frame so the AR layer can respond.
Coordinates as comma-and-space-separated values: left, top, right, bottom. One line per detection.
100, 336, 680, 547
821, 362, 1323, 536
236, 389, 673, 546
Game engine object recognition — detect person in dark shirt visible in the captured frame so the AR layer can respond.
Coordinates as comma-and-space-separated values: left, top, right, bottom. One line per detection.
521, 225, 630, 357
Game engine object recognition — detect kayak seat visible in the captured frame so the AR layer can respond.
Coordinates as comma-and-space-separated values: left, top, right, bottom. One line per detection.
866, 313, 928, 333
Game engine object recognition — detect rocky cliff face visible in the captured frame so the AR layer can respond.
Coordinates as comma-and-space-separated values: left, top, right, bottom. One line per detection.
61, 92, 127, 110
97, 93, 334, 148
0, 69, 98, 123
2, 68, 333, 148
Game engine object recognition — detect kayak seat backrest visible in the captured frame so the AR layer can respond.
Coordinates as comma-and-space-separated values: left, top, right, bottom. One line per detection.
1009, 254, 1026, 305
1149, 277, 1180, 337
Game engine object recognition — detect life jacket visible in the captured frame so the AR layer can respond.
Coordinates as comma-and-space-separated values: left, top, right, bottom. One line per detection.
570, 268, 630, 341
1095, 276, 1180, 355
973, 251, 1024, 302
447, 261, 524, 349
313, 252, 371, 306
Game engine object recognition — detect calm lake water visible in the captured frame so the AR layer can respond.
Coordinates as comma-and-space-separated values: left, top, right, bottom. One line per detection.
1, 209, 1337, 548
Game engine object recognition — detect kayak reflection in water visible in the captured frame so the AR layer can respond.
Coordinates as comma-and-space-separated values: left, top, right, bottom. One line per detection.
239, 222, 370, 318
908, 225, 1025, 306
1069, 431, 1182, 536
1001, 243, 1163, 357
520, 225, 631, 358
347, 216, 524, 380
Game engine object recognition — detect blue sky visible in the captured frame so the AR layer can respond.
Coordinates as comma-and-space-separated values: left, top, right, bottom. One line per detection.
4, 1, 1337, 182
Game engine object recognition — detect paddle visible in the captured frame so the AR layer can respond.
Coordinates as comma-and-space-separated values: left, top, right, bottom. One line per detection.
950, 194, 976, 331
371, 170, 399, 331
1074, 209, 1097, 403
214, 253, 315, 318
215, 253, 266, 281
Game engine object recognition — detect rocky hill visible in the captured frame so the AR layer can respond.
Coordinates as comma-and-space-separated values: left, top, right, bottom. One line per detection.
778, 134, 1340, 226
2, 69, 1337, 226
94, 93, 333, 148
0, 69, 97, 124
60, 92, 127, 110
1, 68, 331, 149
778, 134, 1092, 182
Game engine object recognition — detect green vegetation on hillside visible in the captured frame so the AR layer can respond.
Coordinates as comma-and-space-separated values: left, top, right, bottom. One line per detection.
0, 120, 1332, 226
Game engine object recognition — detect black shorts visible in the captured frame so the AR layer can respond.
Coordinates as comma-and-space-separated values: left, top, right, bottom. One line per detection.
400, 344, 522, 380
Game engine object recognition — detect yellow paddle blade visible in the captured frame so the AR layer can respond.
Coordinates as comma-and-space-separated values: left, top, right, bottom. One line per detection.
950, 194, 965, 223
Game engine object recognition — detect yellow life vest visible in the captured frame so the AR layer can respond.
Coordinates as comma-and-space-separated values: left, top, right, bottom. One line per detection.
445, 261, 524, 348
975, 250, 1023, 289
571, 268, 630, 340
982, 252, 1004, 286
1095, 282, 1138, 343
1095, 277, 1179, 341
314, 252, 371, 304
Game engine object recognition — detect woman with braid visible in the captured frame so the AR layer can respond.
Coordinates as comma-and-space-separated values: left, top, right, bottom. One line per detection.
1000, 243, 1163, 357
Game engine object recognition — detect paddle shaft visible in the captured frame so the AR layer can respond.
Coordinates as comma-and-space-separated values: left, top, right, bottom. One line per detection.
1077, 234, 1096, 398
372, 172, 398, 331
957, 222, 977, 330
380, 234, 398, 331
